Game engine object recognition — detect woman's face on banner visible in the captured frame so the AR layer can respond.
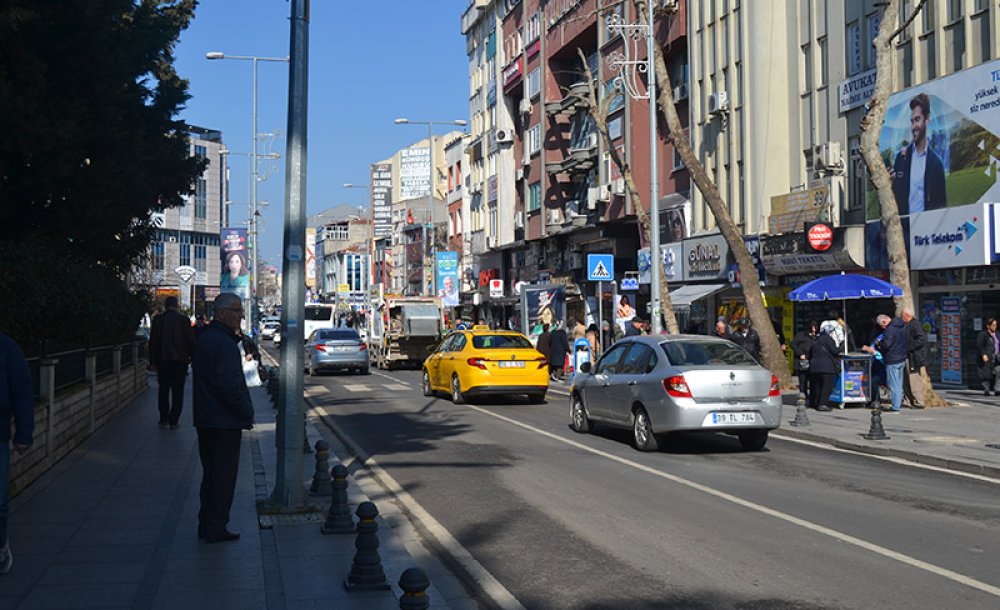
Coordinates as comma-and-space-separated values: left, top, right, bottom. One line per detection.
228, 253, 243, 275
539, 307, 554, 325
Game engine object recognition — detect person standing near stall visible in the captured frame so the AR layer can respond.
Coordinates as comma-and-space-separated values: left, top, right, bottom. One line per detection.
880, 314, 911, 413
807, 324, 840, 411
901, 307, 926, 409
791, 321, 818, 399
976, 318, 1000, 396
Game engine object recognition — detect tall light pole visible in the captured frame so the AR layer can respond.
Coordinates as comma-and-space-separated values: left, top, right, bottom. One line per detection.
206, 51, 289, 333
393, 118, 466, 297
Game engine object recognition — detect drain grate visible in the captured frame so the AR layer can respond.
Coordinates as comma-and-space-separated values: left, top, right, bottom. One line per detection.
259, 512, 326, 529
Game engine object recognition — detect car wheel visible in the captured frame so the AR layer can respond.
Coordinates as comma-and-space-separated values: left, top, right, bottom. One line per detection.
570, 395, 591, 433
451, 374, 465, 404
527, 392, 545, 404
421, 371, 433, 396
361, 365, 371, 375
632, 406, 659, 452
738, 429, 768, 451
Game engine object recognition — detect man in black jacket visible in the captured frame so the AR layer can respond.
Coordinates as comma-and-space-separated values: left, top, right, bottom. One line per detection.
901, 307, 927, 409
192, 293, 255, 543
880, 314, 910, 413
731, 319, 761, 362
149, 296, 196, 429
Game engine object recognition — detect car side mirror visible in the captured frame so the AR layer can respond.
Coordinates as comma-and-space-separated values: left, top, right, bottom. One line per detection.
426, 344, 437, 354
579, 362, 591, 374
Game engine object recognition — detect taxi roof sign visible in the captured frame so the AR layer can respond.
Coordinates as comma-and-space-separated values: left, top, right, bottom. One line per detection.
472, 324, 491, 330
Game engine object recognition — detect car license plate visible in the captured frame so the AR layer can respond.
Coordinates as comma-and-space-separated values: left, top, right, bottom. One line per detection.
498, 361, 525, 368
705, 412, 757, 426
334, 346, 351, 352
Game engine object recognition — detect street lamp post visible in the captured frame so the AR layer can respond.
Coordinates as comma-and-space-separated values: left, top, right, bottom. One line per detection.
393, 118, 466, 297
207, 51, 289, 333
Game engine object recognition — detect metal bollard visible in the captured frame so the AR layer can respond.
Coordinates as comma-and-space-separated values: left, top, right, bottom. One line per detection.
398, 567, 430, 610
309, 440, 333, 496
320, 464, 354, 534
343, 501, 390, 591
789, 394, 810, 427
863, 408, 890, 440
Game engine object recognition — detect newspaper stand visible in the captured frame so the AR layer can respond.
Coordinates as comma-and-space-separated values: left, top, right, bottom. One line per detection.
831, 352, 877, 409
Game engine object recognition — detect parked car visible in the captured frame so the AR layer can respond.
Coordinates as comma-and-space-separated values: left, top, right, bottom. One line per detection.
260, 322, 280, 340
422, 326, 549, 404
305, 328, 369, 375
569, 335, 782, 452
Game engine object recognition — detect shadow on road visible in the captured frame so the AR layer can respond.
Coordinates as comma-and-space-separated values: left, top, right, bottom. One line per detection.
580, 425, 770, 456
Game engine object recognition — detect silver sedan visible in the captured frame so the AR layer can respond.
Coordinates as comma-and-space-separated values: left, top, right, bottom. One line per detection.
569, 335, 782, 451
305, 328, 370, 375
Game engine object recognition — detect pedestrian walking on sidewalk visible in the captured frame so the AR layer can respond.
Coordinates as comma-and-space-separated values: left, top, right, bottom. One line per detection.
807, 325, 840, 411
791, 321, 818, 398
880, 314, 911, 413
192, 293, 255, 544
976, 318, 1000, 396
149, 296, 196, 429
549, 323, 569, 381
0, 333, 34, 574
901, 307, 927, 409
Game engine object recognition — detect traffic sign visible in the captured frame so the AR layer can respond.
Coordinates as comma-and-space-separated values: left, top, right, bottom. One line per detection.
587, 254, 614, 281
621, 277, 638, 291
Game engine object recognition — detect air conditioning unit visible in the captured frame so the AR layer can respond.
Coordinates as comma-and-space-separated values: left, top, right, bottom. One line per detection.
707, 91, 730, 115
516, 168, 525, 181
514, 212, 524, 228
519, 98, 532, 115
487, 234, 497, 247
673, 84, 688, 101
587, 187, 600, 209
522, 153, 531, 167
587, 132, 599, 149
599, 185, 611, 202
660, 0, 678, 10
611, 177, 627, 196
496, 129, 514, 144
814, 141, 844, 172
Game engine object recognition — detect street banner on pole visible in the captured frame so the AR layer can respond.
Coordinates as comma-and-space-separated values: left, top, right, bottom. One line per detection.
220, 227, 250, 300
436, 251, 459, 307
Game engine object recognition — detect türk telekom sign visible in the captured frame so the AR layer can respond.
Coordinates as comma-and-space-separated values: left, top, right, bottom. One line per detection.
909, 202, 992, 270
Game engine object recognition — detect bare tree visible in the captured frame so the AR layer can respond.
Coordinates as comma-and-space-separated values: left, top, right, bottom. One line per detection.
633, 0, 790, 387
573, 49, 681, 334
859, 0, 945, 406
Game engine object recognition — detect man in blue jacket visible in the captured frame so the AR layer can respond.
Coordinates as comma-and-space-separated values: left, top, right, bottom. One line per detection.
1, 333, 34, 574
879, 314, 911, 413
192, 293, 254, 543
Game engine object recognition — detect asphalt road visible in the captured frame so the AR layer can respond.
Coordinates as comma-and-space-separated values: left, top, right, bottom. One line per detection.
285, 353, 1000, 610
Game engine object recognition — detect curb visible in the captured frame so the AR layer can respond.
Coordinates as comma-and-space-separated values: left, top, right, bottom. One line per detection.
773, 427, 1000, 480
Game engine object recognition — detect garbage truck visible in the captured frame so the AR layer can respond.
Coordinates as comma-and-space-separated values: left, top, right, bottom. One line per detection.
369, 293, 444, 370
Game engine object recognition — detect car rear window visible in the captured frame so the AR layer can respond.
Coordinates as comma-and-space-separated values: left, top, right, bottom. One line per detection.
660, 340, 757, 366
319, 330, 360, 341
472, 334, 533, 349
305, 306, 333, 321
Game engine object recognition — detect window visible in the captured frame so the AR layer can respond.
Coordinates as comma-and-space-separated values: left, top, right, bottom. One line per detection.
527, 67, 541, 99
526, 11, 541, 42
947, 0, 962, 23
847, 22, 861, 75
594, 344, 629, 375
921, 3, 934, 32
527, 124, 542, 155
800, 43, 812, 91
472, 334, 533, 349
152, 241, 164, 271
528, 181, 542, 212
179, 243, 191, 267
194, 177, 207, 218
867, 12, 881, 68
620, 343, 657, 374
817, 36, 828, 87
660, 340, 757, 366
194, 244, 206, 272
194, 144, 207, 159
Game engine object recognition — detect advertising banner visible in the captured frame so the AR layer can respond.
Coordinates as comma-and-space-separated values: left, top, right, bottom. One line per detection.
769, 183, 829, 234
871, 58, 1000, 221
400, 147, 431, 201
637, 244, 683, 284
305, 227, 316, 289
939, 296, 962, 384
436, 251, 460, 307
908, 202, 991, 270
371, 163, 393, 238
219, 227, 250, 300
521, 285, 565, 344
683, 233, 730, 282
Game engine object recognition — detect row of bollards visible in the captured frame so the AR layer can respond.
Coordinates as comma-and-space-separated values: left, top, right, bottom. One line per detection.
312, 442, 430, 608
789, 394, 890, 442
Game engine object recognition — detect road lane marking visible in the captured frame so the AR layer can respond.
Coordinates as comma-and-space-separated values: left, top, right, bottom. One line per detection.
771, 433, 1000, 485
463, 404, 1000, 598
371, 369, 415, 386
385, 383, 410, 391
342, 384, 368, 392
310, 403, 527, 610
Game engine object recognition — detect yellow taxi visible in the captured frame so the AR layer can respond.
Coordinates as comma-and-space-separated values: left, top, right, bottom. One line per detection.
422, 326, 549, 404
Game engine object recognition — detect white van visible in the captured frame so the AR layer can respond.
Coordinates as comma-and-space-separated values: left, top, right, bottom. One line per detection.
303, 304, 336, 340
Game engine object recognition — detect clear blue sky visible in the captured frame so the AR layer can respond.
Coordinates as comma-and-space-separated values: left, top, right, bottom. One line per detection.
175, 0, 470, 267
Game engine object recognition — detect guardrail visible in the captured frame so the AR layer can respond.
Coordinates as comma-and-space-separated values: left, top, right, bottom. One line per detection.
24, 340, 147, 400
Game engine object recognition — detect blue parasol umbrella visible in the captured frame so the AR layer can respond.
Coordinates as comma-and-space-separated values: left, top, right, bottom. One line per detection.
788, 273, 903, 354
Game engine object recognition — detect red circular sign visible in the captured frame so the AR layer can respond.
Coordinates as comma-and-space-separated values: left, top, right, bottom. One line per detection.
807, 224, 833, 251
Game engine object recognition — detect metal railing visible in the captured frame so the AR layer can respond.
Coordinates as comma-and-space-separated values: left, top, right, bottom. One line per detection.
24, 340, 148, 399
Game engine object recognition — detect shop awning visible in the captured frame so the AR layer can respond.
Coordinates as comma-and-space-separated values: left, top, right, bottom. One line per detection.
669, 283, 728, 308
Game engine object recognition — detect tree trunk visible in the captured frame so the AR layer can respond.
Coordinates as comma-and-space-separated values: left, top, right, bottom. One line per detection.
636, 0, 790, 387
858, 0, 945, 407
576, 49, 680, 334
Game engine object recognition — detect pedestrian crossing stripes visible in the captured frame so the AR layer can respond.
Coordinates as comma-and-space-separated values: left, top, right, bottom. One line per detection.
342, 383, 410, 392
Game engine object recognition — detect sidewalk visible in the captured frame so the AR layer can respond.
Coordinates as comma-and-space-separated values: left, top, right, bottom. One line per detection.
2, 379, 471, 610
547, 379, 1000, 479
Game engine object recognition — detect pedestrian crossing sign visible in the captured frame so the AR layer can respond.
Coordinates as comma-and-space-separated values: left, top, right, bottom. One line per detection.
587, 254, 614, 281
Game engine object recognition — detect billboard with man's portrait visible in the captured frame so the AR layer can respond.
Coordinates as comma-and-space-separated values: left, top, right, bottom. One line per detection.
436, 251, 459, 307
870, 58, 1000, 221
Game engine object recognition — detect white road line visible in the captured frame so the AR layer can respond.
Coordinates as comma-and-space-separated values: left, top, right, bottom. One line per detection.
311, 403, 527, 610
370, 369, 414, 386
462, 403, 1000, 599
342, 384, 368, 392
771, 433, 1000, 485
385, 383, 410, 391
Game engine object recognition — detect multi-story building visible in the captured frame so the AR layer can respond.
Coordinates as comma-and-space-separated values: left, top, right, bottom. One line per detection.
315, 216, 370, 307
445, 134, 473, 298
145, 125, 227, 316
462, 0, 690, 332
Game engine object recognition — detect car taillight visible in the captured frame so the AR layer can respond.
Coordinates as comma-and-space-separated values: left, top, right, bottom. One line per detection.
314, 345, 327, 352
535, 357, 548, 369
467, 357, 488, 370
662, 375, 692, 398
358, 343, 367, 352
768, 374, 781, 397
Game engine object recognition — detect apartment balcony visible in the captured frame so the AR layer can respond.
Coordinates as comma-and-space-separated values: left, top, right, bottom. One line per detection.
544, 81, 592, 117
